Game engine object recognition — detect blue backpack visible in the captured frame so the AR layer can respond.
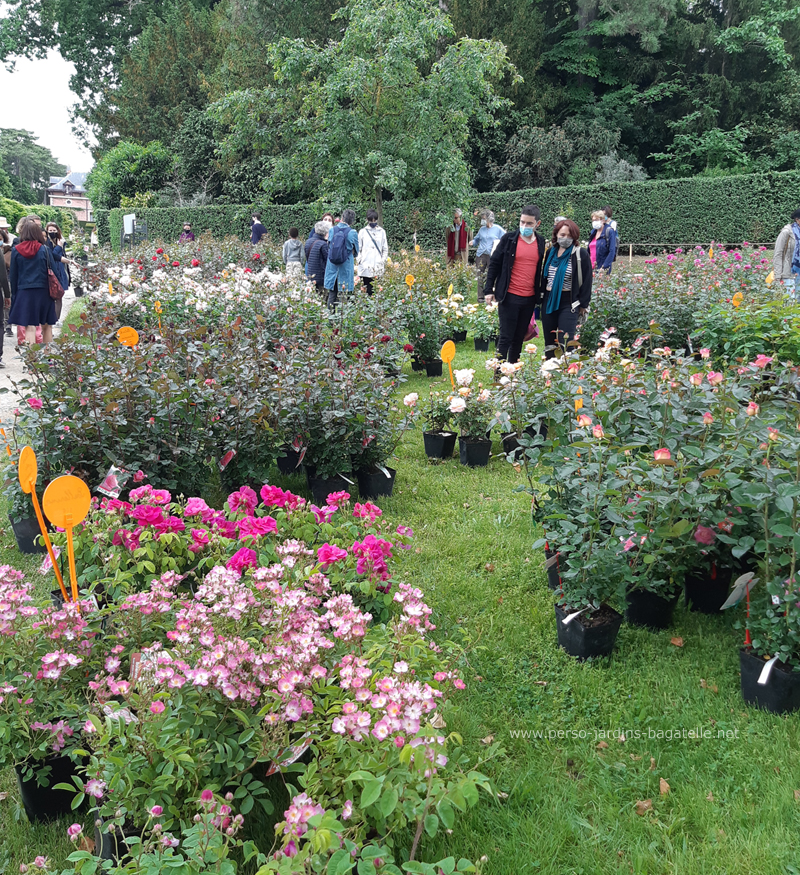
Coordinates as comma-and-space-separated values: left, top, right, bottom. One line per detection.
328, 225, 351, 265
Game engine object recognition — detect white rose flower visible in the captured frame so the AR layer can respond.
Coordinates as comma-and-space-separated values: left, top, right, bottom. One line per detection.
403, 393, 419, 407
454, 368, 475, 387
449, 396, 467, 414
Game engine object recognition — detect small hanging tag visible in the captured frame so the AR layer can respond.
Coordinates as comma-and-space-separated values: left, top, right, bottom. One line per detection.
96, 465, 131, 499
771, 594, 781, 606
218, 449, 237, 471
720, 573, 757, 610
544, 553, 559, 570
757, 654, 782, 686
562, 606, 589, 626
264, 734, 312, 776
337, 473, 355, 485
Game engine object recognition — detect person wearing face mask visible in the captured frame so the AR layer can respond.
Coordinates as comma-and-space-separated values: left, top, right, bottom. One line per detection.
588, 210, 617, 273
357, 208, 389, 296
482, 205, 545, 364
179, 222, 195, 243
446, 209, 470, 266
541, 219, 593, 358
469, 211, 505, 301
773, 208, 800, 298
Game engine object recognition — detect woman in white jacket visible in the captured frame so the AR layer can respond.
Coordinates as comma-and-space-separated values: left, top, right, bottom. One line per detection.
357, 209, 388, 296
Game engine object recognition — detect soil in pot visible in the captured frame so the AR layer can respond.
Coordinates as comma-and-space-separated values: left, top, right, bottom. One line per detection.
423, 431, 457, 460
555, 603, 623, 660
425, 360, 443, 377
740, 649, 800, 714
684, 562, 732, 613
16, 755, 83, 823
357, 466, 396, 499
625, 588, 679, 630
474, 337, 490, 352
10, 515, 46, 555
309, 474, 352, 506
276, 447, 303, 476
453, 329, 467, 343
544, 547, 561, 591
459, 437, 492, 468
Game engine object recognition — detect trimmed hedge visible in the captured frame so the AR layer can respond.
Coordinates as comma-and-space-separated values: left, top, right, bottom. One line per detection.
0, 197, 77, 236
96, 169, 800, 252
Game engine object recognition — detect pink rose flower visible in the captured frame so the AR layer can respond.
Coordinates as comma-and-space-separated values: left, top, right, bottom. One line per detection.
694, 525, 716, 546
26, 398, 43, 409
653, 448, 672, 461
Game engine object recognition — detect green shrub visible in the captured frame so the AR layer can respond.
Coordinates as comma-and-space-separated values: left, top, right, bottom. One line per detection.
96, 168, 800, 252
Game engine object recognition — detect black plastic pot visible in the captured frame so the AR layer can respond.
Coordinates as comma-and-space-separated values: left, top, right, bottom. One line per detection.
544, 548, 561, 590
458, 437, 492, 468
73, 286, 85, 298
276, 447, 303, 475
356, 466, 396, 499
625, 588, 679, 630
555, 603, 623, 660
684, 562, 732, 614
10, 515, 46, 555
453, 329, 467, 343
95, 819, 133, 862
425, 361, 443, 378
423, 431, 457, 460
309, 474, 352, 506
411, 357, 425, 372
740, 648, 800, 714
474, 337, 491, 352
16, 755, 81, 823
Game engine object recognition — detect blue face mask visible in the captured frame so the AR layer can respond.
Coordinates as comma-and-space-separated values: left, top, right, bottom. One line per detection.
520, 225, 535, 238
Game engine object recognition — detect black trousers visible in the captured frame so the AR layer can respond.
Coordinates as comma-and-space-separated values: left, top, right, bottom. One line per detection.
362, 275, 374, 296
541, 306, 580, 359
326, 281, 340, 309
497, 293, 536, 363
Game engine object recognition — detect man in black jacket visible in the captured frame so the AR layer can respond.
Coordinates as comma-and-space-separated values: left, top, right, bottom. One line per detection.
483, 204, 545, 363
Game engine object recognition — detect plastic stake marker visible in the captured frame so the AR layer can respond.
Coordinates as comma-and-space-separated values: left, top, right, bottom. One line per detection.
18, 446, 68, 602
440, 340, 456, 389
42, 476, 92, 605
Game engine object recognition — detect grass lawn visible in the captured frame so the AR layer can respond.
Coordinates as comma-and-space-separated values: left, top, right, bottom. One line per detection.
2, 333, 800, 874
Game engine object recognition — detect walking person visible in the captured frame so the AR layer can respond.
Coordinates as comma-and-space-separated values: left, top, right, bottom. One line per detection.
178, 222, 195, 243
45, 222, 70, 322
324, 208, 359, 309
9, 217, 57, 346
446, 209, 470, 266
1, 220, 12, 338
250, 213, 267, 245
588, 210, 618, 273
772, 208, 800, 299
0, 227, 10, 367
470, 210, 505, 301
282, 228, 306, 280
602, 205, 617, 232
541, 219, 593, 359
357, 209, 388, 296
482, 205, 545, 364
306, 221, 330, 294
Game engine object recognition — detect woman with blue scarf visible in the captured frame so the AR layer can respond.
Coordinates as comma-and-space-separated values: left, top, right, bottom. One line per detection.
541, 219, 593, 359
772, 209, 800, 299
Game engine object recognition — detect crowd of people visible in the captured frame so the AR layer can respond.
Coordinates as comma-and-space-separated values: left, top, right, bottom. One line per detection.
0, 213, 76, 366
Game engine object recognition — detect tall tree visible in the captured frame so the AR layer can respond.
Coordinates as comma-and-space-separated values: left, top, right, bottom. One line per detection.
0, 129, 66, 203
213, 0, 515, 218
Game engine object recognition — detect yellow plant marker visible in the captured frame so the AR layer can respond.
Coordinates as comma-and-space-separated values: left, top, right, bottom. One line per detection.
19, 447, 69, 602
440, 340, 456, 388
575, 387, 583, 413
405, 274, 415, 288
731, 292, 743, 308
709, 246, 714, 259
117, 326, 140, 347
154, 300, 163, 333
447, 284, 453, 298
108, 280, 113, 296
766, 270, 775, 286
42, 476, 92, 605
414, 244, 420, 253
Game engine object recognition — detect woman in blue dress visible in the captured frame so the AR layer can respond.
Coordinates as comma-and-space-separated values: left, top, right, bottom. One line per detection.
9, 218, 57, 344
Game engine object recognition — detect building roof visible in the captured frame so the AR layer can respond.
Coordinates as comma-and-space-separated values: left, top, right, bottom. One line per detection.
47, 172, 89, 194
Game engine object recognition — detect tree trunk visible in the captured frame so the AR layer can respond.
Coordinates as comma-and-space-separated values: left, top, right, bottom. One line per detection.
375, 186, 383, 227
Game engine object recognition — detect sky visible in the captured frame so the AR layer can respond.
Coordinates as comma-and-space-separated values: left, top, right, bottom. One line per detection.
5, 51, 95, 174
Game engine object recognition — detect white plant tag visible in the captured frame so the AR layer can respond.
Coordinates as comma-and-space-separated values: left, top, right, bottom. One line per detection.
377, 464, 391, 478
562, 606, 589, 626
720, 572, 757, 610
544, 553, 559, 570
757, 654, 782, 686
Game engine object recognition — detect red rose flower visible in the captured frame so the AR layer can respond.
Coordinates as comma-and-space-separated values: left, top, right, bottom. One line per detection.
156, 248, 163, 254
191, 259, 200, 267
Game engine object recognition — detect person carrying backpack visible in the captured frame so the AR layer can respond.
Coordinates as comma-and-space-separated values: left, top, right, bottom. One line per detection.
588, 210, 618, 273
324, 208, 359, 309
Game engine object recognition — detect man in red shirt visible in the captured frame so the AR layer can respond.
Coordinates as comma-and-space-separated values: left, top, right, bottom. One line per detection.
483, 205, 545, 363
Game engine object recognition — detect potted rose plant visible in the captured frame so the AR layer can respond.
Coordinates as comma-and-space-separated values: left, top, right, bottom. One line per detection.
448, 370, 494, 467
465, 301, 499, 352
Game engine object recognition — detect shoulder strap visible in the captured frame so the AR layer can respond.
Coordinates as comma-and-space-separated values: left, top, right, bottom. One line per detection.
574, 246, 583, 291
365, 228, 382, 255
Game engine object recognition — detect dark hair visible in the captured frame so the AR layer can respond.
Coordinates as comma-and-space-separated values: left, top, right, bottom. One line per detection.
552, 219, 580, 245
46, 221, 63, 238
342, 208, 356, 225
18, 217, 46, 243
0, 229, 8, 244
252, 212, 261, 220
602, 205, 613, 218
792, 209, 800, 221
366, 208, 378, 222
521, 204, 541, 220
289, 227, 299, 238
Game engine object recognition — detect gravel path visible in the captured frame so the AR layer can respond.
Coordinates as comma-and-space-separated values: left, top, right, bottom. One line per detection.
0, 286, 80, 428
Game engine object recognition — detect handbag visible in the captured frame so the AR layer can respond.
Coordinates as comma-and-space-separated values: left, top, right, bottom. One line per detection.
43, 244, 65, 300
